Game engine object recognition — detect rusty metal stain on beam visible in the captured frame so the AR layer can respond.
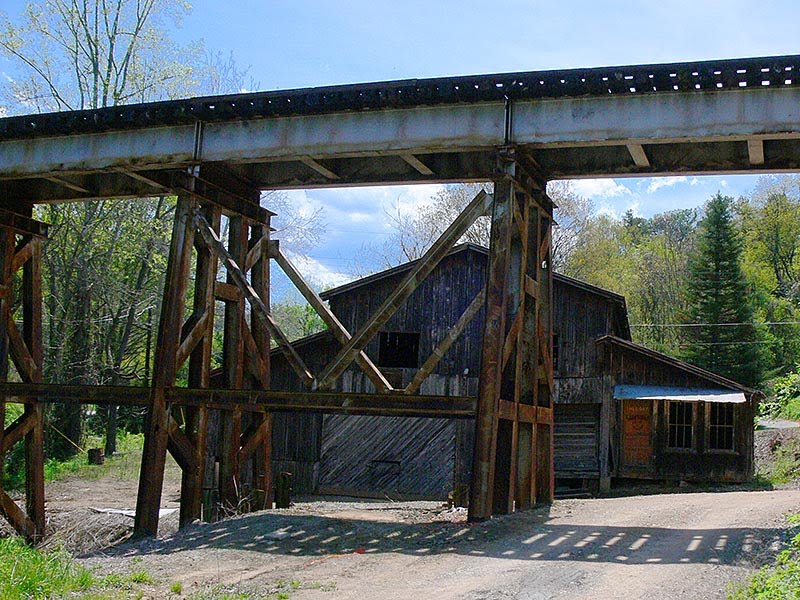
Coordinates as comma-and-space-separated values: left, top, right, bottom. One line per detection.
400, 153, 434, 175
300, 156, 340, 180
626, 143, 650, 168
747, 138, 765, 165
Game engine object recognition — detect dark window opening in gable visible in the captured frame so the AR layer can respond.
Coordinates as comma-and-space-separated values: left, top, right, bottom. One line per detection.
668, 401, 693, 449
378, 331, 420, 368
709, 403, 735, 451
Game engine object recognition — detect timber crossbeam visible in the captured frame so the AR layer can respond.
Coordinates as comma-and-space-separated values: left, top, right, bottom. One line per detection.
0, 382, 477, 418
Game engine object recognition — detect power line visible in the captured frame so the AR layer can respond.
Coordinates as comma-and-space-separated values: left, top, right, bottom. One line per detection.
631, 321, 800, 328
678, 339, 800, 346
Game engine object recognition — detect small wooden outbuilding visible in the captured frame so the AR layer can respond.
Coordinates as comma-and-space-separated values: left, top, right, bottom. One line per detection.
270, 244, 758, 499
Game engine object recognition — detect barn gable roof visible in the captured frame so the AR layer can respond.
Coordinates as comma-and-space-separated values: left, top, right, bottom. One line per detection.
320, 243, 629, 324
596, 334, 759, 398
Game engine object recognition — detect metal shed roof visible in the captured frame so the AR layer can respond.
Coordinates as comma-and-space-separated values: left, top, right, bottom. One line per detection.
614, 385, 747, 404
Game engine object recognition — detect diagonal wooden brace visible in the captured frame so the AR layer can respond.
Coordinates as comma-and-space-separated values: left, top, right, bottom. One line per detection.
317, 190, 493, 390
1, 411, 35, 454
274, 248, 392, 393
404, 286, 486, 395
175, 311, 211, 372
193, 211, 314, 387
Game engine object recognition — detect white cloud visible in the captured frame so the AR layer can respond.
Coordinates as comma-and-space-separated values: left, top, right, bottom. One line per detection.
646, 176, 688, 194
279, 189, 324, 219
392, 184, 445, 216
595, 199, 640, 219
286, 252, 351, 289
570, 178, 631, 199
347, 211, 373, 223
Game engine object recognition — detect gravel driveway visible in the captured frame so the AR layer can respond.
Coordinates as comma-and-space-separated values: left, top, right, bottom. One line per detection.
86, 488, 800, 599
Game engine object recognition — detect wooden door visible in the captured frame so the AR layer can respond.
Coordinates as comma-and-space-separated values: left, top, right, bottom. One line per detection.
621, 399, 653, 471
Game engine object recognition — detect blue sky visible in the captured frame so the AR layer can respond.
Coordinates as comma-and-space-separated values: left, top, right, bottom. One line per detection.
2, 0, 799, 288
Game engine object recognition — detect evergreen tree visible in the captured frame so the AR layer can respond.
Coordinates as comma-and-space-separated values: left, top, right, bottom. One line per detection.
682, 193, 762, 386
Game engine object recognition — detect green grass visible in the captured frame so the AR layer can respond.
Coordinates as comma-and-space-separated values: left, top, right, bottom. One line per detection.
0, 535, 165, 599
42, 431, 145, 484
728, 516, 800, 598
0, 536, 94, 599
760, 436, 800, 485
4, 429, 147, 491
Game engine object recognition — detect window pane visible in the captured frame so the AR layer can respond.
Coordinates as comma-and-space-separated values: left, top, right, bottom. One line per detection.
709, 403, 735, 451
668, 401, 693, 449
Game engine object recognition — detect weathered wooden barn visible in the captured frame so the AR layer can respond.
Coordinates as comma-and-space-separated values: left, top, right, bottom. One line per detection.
271, 244, 758, 499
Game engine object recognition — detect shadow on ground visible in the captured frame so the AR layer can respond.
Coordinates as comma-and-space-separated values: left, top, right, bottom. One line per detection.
101, 504, 785, 568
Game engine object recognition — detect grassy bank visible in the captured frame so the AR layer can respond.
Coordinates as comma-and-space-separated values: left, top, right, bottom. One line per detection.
728, 516, 800, 599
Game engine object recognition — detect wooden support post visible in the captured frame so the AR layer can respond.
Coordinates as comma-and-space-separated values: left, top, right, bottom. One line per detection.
219, 215, 247, 511
469, 154, 554, 522
0, 226, 13, 536
134, 195, 196, 538
180, 205, 220, 526
194, 212, 314, 387
535, 199, 555, 504
248, 219, 273, 510
469, 165, 514, 522
22, 223, 44, 541
0, 206, 46, 544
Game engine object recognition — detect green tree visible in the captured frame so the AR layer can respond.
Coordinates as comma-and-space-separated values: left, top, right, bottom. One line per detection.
681, 193, 762, 387
0, 0, 251, 458
626, 209, 698, 355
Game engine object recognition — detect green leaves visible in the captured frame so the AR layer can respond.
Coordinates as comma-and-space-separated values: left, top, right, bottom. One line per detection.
682, 193, 762, 386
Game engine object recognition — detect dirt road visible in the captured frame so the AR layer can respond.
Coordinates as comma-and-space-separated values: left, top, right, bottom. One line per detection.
81, 488, 800, 599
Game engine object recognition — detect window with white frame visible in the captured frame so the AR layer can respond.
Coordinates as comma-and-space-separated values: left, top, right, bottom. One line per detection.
708, 403, 735, 451
668, 401, 693, 449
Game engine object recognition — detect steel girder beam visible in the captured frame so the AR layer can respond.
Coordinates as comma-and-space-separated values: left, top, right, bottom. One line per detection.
2, 87, 800, 186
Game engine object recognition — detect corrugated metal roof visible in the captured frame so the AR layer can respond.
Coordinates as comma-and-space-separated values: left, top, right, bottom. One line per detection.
614, 385, 747, 403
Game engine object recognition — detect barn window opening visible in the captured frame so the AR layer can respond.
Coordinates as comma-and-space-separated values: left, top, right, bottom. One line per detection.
709, 403, 735, 451
378, 331, 420, 368
668, 401, 693, 449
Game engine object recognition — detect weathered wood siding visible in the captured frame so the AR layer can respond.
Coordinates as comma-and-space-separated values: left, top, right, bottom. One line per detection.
319, 415, 455, 498
554, 403, 600, 475
553, 284, 628, 380
269, 247, 633, 494
326, 248, 489, 376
